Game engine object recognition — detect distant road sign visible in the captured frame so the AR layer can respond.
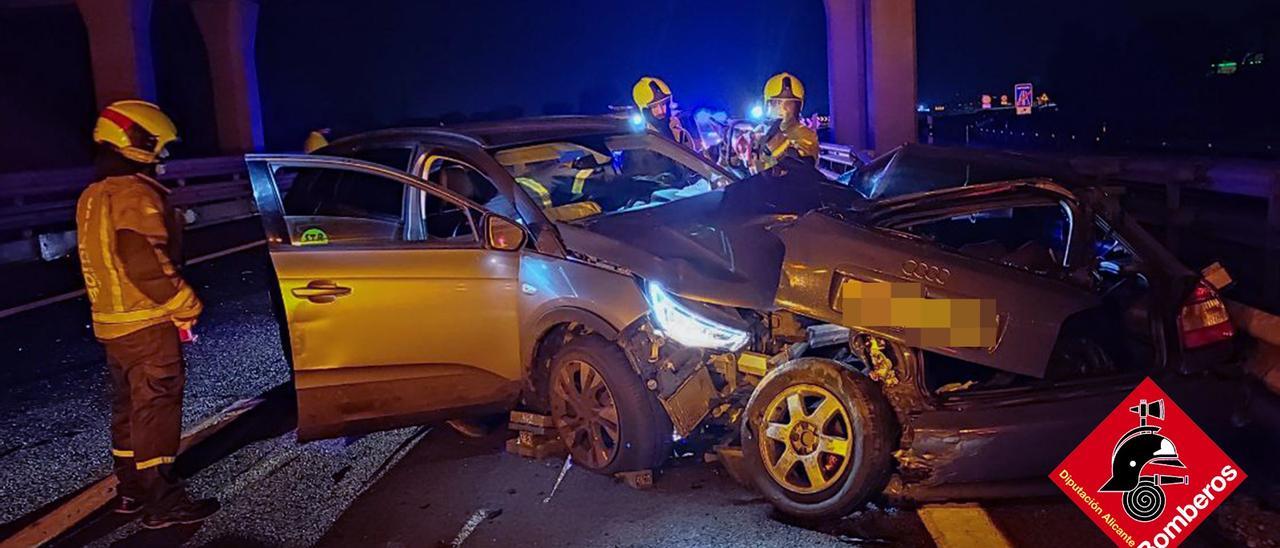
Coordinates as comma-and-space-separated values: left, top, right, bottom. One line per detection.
1015, 83, 1033, 115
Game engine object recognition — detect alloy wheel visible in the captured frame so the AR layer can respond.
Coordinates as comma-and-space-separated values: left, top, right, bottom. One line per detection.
757, 383, 854, 494
551, 359, 621, 469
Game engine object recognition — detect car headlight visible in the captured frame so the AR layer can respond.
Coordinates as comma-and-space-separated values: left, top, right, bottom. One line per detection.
645, 281, 749, 351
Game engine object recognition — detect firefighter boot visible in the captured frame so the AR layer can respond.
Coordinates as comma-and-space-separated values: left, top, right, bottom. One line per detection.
112, 455, 145, 514
139, 464, 219, 529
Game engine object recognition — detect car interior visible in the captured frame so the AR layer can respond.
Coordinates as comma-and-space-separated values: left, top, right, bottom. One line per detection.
493, 134, 732, 221
275, 164, 480, 246
893, 200, 1156, 396
276, 165, 406, 245
895, 202, 1072, 275
420, 161, 495, 240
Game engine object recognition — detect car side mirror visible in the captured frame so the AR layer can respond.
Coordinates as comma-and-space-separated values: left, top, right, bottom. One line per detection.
486, 214, 527, 251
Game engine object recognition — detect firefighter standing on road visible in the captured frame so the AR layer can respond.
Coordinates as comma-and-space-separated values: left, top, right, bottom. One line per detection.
753, 72, 819, 171
76, 100, 219, 529
632, 76, 704, 156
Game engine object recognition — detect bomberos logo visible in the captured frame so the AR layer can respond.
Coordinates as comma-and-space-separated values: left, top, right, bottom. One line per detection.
1051, 378, 1245, 547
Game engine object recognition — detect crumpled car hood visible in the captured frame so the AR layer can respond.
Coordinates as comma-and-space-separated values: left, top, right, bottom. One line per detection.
558, 163, 867, 309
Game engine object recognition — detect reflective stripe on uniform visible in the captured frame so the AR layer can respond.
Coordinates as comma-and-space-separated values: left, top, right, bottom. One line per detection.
515, 177, 553, 208
769, 136, 791, 158
572, 170, 592, 195
90, 284, 197, 325
135, 456, 175, 470
111, 448, 135, 458
95, 192, 123, 312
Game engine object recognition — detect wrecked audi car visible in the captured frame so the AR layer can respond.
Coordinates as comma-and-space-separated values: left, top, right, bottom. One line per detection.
243, 116, 1253, 520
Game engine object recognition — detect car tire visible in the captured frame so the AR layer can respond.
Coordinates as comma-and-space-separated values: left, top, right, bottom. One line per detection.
548, 335, 672, 475
741, 357, 897, 520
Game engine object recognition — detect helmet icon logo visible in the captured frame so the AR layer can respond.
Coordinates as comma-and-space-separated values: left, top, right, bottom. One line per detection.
1098, 399, 1189, 522
1052, 378, 1245, 546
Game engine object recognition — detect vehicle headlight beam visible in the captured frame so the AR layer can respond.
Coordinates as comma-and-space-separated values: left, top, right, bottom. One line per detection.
645, 281, 749, 351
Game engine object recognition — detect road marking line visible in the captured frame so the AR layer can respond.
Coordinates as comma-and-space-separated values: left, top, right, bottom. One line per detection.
917, 503, 1013, 548
0, 391, 271, 548
450, 508, 499, 548
0, 240, 264, 320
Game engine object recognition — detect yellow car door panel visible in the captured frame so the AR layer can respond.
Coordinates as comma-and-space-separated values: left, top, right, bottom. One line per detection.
245, 154, 521, 441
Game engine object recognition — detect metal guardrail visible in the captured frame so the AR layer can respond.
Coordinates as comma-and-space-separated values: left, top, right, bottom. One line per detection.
815, 143, 870, 179
0, 156, 252, 264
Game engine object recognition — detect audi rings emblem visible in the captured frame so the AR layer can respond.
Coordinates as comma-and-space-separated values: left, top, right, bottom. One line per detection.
902, 259, 950, 285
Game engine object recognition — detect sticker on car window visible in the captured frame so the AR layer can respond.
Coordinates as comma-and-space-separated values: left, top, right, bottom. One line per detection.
298, 227, 330, 246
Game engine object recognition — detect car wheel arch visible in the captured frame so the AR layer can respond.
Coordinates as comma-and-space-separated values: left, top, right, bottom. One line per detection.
521, 307, 624, 412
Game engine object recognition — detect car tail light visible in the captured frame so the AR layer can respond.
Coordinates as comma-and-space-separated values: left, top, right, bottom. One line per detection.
1179, 280, 1234, 349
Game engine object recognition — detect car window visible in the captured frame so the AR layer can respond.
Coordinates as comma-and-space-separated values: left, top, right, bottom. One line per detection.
422, 157, 517, 220
1094, 218, 1137, 274
897, 203, 1073, 274
415, 187, 480, 242
850, 147, 1055, 200
275, 164, 477, 247
493, 133, 735, 221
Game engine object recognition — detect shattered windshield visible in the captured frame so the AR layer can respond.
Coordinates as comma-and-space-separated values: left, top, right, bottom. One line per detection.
848, 145, 1063, 200
494, 133, 738, 222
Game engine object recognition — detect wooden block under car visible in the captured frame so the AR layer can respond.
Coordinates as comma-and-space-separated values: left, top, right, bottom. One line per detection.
504, 437, 567, 460
505, 410, 566, 459
509, 410, 555, 428
507, 421, 555, 435
614, 469, 654, 490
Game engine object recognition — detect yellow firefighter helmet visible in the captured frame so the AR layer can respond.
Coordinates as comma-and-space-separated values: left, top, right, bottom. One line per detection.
632, 76, 673, 109
303, 129, 331, 153
93, 100, 178, 164
763, 72, 806, 105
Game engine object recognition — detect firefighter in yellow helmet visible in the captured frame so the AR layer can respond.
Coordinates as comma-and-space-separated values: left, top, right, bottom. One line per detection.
303, 127, 331, 153
632, 76, 704, 155
754, 72, 819, 171
77, 100, 219, 528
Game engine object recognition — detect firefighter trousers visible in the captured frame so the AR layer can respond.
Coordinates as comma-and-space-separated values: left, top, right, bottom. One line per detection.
103, 322, 185, 505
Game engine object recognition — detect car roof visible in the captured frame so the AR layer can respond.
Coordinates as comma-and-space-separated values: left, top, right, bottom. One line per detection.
327, 115, 634, 151
875, 178, 1079, 207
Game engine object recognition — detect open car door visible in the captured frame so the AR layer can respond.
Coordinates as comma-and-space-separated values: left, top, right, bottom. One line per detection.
245, 154, 522, 440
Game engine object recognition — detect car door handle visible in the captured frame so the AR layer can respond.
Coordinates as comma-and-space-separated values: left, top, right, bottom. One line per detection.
291, 280, 351, 303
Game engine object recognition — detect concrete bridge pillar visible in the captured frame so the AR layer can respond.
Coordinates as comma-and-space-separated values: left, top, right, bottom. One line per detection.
191, 0, 264, 152
824, 0, 917, 154
76, 0, 156, 108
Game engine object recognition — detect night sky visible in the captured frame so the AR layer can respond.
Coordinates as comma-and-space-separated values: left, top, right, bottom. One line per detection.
1, 0, 1277, 171
917, 0, 1279, 104
253, 0, 829, 148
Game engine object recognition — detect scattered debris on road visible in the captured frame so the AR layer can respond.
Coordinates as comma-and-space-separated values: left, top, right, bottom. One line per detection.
542, 455, 574, 503
614, 469, 654, 490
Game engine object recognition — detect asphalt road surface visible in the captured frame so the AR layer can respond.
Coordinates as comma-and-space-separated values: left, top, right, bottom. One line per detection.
2, 244, 1276, 547
0, 245, 287, 525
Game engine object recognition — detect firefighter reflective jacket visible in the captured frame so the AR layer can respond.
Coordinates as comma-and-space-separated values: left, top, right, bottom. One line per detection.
754, 119, 819, 172
76, 174, 202, 340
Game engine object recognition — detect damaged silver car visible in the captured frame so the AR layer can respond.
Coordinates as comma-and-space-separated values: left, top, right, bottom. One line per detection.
246, 116, 1260, 520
